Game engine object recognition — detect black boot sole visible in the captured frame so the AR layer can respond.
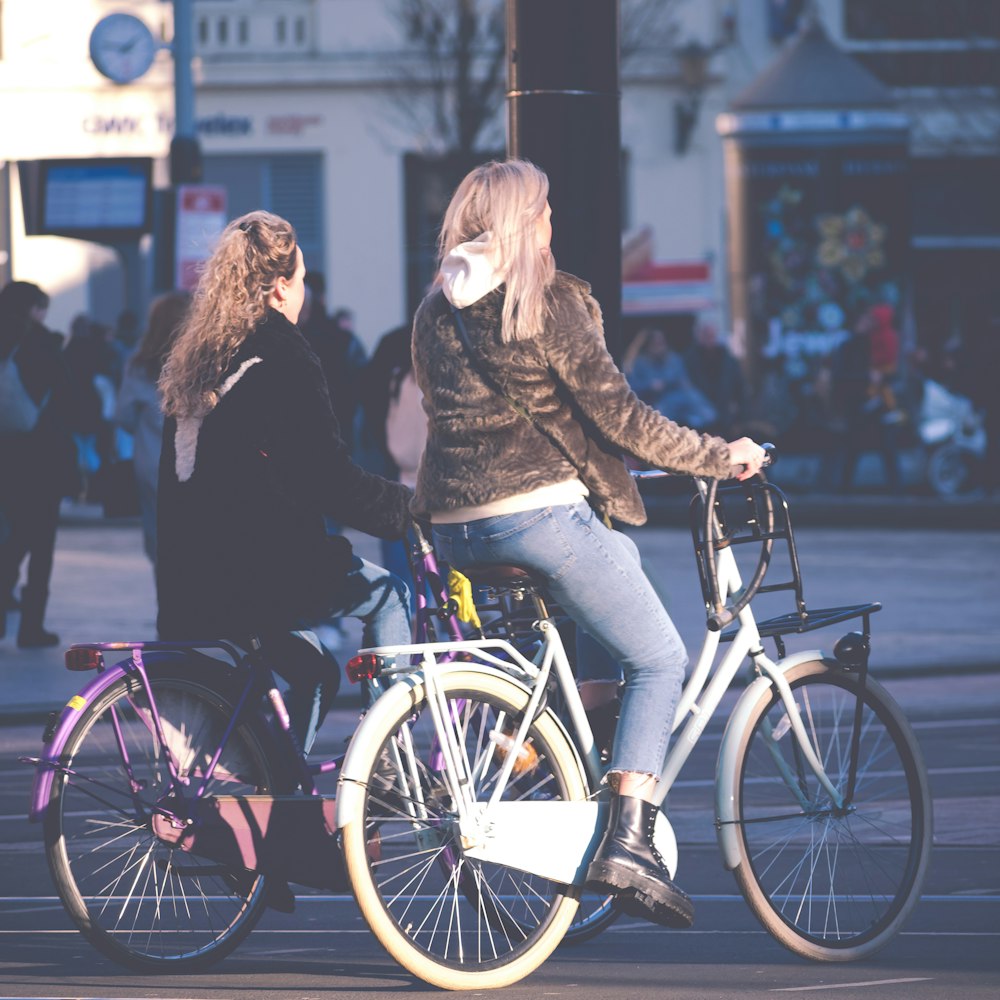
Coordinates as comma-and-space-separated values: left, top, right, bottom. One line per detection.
618, 886, 694, 929
585, 860, 694, 929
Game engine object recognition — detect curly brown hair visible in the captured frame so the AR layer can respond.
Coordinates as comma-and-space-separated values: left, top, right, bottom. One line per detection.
159, 211, 298, 418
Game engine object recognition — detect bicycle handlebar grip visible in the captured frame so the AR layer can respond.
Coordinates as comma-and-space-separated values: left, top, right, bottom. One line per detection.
707, 608, 736, 632
761, 442, 778, 467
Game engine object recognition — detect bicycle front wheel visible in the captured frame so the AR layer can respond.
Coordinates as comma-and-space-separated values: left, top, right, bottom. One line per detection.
341, 669, 587, 990
731, 660, 932, 961
44, 660, 276, 971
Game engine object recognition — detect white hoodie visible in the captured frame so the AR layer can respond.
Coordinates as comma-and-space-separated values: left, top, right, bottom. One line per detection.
439, 232, 504, 308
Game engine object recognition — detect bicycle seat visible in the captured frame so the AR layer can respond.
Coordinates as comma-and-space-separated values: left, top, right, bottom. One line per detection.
460, 564, 540, 589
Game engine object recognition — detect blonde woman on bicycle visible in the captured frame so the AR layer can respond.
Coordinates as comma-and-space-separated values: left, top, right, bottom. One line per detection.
411, 159, 766, 929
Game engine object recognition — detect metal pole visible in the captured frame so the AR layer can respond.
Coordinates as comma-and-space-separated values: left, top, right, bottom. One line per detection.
0, 162, 11, 286
507, 0, 622, 358
173, 0, 195, 140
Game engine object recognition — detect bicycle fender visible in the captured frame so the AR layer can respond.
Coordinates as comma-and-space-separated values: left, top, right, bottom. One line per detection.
714, 649, 825, 870
334, 664, 585, 835
25, 651, 191, 823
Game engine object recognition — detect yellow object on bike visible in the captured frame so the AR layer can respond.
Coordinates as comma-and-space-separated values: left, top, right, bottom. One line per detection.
447, 568, 482, 629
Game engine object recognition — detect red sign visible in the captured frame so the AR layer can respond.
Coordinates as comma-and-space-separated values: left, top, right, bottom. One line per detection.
174, 185, 227, 290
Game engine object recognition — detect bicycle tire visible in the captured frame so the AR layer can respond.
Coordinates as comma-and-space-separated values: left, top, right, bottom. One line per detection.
731, 660, 932, 961
341, 669, 587, 990
44, 659, 277, 971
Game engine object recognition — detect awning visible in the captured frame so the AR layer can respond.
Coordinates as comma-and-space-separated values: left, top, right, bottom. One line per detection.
622, 260, 714, 316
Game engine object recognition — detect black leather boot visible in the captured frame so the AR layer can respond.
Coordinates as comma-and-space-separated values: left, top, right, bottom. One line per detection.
585, 794, 694, 928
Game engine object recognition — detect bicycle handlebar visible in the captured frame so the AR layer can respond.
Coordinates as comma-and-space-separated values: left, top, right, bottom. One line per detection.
629, 443, 777, 483
631, 443, 778, 633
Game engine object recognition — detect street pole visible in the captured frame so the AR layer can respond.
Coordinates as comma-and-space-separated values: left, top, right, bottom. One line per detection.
506, 0, 622, 358
155, 0, 202, 291
173, 0, 196, 147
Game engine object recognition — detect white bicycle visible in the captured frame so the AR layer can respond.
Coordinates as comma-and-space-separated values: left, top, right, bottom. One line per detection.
335, 457, 933, 989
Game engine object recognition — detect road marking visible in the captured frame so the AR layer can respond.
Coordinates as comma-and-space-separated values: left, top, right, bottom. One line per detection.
0, 928, 996, 938
770, 979, 932, 992
1, 893, 998, 904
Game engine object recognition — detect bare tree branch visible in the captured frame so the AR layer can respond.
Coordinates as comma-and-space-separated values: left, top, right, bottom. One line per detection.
383, 0, 695, 154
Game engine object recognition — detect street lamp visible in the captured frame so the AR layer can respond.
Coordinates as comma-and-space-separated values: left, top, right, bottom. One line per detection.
674, 39, 713, 155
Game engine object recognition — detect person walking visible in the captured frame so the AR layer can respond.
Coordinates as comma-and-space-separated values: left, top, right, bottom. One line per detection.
0, 281, 79, 646
410, 160, 766, 929
114, 291, 191, 566
156, 211, 412, 755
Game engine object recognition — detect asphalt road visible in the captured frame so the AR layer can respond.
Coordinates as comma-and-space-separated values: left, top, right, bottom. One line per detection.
1, 671, 997, 1000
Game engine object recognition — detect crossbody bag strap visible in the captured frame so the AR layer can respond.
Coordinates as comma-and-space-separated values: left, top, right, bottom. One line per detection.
449, 302, 536, 426
448, 302, 613, 528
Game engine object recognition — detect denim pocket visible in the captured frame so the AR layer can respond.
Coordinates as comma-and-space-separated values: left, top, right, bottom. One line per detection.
476, 506, 553, 544
480, 506, 577, 580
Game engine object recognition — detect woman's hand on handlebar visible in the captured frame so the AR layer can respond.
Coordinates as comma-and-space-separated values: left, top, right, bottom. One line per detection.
727, 437, 769, 481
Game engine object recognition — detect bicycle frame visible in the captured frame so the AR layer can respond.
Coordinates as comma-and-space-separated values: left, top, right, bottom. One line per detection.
24, 529, 475, 829
337, 474, 879, 884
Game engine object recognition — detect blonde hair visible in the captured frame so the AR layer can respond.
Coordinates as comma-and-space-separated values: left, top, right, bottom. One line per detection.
160, 211, 298, 418
437, 159, 555, 342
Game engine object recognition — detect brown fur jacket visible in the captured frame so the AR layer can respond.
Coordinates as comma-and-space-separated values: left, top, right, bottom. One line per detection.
411, 271, 733, 526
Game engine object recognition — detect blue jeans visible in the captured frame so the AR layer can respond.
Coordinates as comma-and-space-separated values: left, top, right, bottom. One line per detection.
432, 502, 686, 777
284, 556, 411, 753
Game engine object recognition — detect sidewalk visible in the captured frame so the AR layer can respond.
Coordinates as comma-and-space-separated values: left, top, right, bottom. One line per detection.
0, 497, 997, 723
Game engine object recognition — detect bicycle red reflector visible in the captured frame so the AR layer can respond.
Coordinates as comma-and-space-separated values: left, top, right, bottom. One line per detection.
65, 648, 104, 672
346, 654, 385, 684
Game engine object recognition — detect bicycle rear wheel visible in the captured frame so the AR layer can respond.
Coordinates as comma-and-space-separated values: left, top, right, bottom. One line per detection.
340, 669, 587, 990
44, 660, 276, 971
731, 660, 932, 961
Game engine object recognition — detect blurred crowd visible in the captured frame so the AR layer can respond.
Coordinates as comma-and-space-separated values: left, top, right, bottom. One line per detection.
621, 305, 998, 498
1, 275, 995, 647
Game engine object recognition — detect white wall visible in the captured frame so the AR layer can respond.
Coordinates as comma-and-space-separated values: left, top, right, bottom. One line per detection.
1, 0, 788, 345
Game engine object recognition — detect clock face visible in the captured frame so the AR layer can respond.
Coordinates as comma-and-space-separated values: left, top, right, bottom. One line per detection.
89, 13, 157, 84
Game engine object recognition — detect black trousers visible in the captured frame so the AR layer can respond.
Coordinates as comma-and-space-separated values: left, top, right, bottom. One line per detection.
0, 481, 61, 632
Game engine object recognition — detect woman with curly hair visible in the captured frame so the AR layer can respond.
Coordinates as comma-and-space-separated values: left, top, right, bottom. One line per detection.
156, 211, 412, 754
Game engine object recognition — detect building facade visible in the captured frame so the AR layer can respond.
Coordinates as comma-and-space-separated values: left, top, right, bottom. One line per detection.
1, 0, 996, 365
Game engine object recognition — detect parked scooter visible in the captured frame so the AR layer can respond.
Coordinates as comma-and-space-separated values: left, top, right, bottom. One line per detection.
919, 378, 987, 496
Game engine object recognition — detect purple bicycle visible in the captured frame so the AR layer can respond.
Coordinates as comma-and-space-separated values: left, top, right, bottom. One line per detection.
19, 521, 613, 971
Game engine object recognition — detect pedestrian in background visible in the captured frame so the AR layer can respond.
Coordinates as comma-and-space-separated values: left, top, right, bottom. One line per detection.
830, 306, 903, 494
299, 272, 367, 455
63, 318, 119, 498
359, 324, 428, 613
623, 325, 717, 430
684, 316, 746, 438
114, 291, 191, 567
0, 280, 79, 647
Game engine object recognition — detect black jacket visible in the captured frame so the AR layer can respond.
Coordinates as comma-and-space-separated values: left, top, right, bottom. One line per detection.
156, 310, 410, 639
0, 323, 78, 498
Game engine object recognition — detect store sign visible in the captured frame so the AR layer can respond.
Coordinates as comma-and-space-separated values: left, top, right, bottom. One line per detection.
175, 185, 227, 290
